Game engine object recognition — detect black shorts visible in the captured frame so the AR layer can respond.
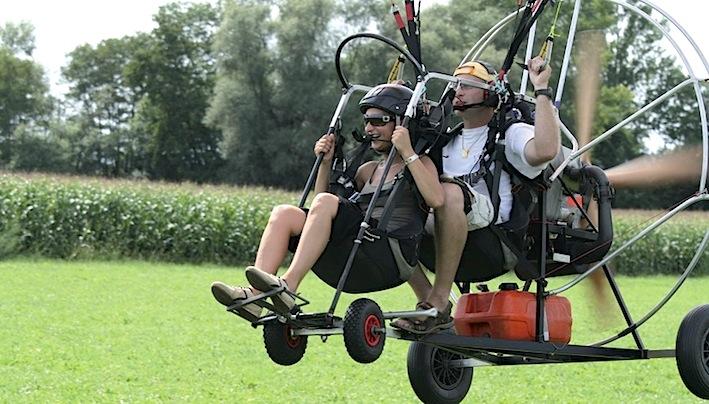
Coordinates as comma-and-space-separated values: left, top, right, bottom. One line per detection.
419, 227, 506, 283
288, 195, 412, 293
287, 195, 368, 252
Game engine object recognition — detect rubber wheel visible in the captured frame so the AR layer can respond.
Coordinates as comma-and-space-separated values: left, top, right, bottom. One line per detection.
343, 298, 385, 364
676, 304, 709, 399
407, 341, 473, 404
263, 319, 307, 366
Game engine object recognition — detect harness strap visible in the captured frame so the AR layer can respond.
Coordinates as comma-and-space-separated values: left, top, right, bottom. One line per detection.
440, 177, 473, 215
352, 182, 396, 205
376, 173, 406, 231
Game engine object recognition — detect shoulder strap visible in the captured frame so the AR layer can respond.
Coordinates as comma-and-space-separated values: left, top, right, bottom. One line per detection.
376, 172, 406, 231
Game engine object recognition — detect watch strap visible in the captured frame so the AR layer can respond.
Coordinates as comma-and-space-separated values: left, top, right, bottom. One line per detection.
534, 87, 554, 99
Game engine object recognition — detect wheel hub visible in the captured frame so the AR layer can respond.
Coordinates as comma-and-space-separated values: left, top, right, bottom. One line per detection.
364, 314, 382, 347
285, 325, 301, 348
431, 348, 465, 389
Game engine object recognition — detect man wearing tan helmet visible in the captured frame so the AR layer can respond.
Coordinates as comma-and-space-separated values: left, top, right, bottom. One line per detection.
393, 56, 560, 334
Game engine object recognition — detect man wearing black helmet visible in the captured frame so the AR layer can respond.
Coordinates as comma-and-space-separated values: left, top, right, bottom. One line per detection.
393, 57, 560, 334
210, 84, 443, 320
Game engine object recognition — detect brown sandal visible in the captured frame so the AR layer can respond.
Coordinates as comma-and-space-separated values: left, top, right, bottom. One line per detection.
391, 301, 454, 335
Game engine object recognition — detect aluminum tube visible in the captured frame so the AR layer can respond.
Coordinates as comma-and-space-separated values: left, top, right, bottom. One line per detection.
569, 79, 694, 161
593, 230, 709, 347
610, 0, 708, 190
405, 80, 428, 118
462, 10, 522, 65
520, 21, 538, 93
639, 0, 709, 74
327, 84, 371, 129
555, 0, 582, 108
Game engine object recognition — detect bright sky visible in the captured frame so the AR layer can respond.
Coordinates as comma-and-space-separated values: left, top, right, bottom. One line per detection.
1, 0, 708, 98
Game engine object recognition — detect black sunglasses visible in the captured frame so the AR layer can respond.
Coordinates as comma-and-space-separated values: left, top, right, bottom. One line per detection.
363, 114, 394, 127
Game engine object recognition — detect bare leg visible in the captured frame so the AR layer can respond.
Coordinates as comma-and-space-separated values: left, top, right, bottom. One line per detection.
281, 193, 339, 291
254, 204, 306, 275
427, 183, 467, 312
212, 205, 305, 308
406, 265, 432, 303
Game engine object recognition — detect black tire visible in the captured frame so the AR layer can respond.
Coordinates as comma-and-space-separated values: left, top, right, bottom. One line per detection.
676, 304, 709, 399
343, 298, 385, 364
263, 319, 307, 366
407, 341, 473, 404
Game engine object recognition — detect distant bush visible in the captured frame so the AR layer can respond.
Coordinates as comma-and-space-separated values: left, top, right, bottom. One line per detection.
611, 211, 708, 276
0, 173, 706, 275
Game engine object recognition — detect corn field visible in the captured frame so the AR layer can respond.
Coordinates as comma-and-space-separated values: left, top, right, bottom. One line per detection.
0, 173, 706, 275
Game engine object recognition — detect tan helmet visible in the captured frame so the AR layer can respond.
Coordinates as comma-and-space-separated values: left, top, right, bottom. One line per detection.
453, 61, 496, 83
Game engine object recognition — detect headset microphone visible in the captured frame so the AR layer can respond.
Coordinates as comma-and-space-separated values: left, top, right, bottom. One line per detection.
364, 132, 393, 143
453, 102, 489, 111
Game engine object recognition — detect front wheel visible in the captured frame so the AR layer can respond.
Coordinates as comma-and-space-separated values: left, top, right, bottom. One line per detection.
343, 298, 385, 364
407, 341, 473, 404
676, 304, 709, 399
263, 319, 307, 366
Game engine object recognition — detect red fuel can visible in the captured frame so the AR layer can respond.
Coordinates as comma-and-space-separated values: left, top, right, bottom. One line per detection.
453, 289, 572, 343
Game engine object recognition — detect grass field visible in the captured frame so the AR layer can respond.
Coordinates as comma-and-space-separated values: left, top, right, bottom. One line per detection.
0, 259, 706, 403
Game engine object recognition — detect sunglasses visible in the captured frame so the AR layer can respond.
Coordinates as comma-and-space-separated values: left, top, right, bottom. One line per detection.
454, 78, 491, 91
363, 114, 394, 127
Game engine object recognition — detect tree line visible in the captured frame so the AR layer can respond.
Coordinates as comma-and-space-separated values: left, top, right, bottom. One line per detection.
0, 0, 702, 208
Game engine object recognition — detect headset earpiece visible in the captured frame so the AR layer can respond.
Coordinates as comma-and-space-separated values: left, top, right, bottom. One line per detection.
476, 61, 499, 108
483, 90, 500, 108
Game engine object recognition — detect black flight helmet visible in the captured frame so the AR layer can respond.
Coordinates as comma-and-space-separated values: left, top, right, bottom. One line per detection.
358, 84, 414, 118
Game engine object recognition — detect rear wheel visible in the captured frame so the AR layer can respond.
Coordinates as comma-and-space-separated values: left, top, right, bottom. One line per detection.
407, 341, 473, 404
263, 319, 307, 366
343, 298, 385, 363
676, 304, 709, 399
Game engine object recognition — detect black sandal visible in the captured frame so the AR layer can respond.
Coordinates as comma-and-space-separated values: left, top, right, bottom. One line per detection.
391, 301, 454, 335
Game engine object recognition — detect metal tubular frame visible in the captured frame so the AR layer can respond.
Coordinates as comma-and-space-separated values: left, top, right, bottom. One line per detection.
555, 0, 582, 109
244, 1, 708, 371
298, 84, 371, 207
398, 332, 675, 368
457, 0, 709, 350
520, 21, 537, 93
569, 78, 695, 160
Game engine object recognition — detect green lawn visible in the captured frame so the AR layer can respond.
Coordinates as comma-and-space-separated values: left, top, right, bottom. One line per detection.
0, 259, 706, 402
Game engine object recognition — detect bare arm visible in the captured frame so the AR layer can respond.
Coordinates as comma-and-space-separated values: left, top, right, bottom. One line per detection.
524, 56, 561, 166
392, 126, 444, 209
313, 134, 335, 194
404, 155, 444, 209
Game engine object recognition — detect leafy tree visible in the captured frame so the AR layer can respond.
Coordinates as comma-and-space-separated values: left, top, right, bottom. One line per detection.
0, 21, 36, 57
0, 22, 53, 166
207, 0, 345, 189
62, 36, 148, 177
9, 122, 71, 173
126, 2, 223, 182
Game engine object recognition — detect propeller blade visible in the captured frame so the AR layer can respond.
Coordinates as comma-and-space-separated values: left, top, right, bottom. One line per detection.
605, 145, 703, 188
574, 30, 605, 163
573, 30, 613, 319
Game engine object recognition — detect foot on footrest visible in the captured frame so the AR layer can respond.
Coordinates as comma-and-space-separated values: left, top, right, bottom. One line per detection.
211, 281, 263, 323
245, 267, 296, 314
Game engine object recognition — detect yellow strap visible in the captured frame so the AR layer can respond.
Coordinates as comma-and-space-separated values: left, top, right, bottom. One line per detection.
537, 0, 563, 64
387, 55, 406, 83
